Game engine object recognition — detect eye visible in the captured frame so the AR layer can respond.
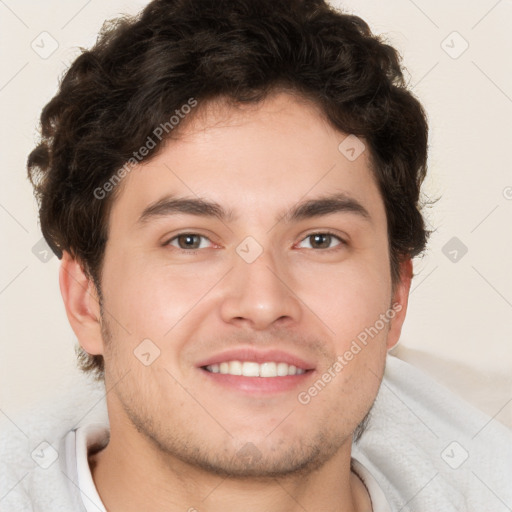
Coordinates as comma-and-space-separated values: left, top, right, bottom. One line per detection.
166, 233, 213, 250
297, 232, 345, 250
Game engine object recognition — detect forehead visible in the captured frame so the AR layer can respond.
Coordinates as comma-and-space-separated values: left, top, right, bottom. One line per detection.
109, 92, 385, 229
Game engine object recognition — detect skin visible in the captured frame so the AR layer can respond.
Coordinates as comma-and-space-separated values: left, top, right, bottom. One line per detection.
60, 91, 412, 512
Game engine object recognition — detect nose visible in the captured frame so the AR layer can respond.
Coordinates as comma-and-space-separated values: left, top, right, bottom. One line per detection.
219, 246, 302, 330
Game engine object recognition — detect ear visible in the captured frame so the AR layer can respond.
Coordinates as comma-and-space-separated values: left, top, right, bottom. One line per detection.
59, 251, 104, 356
386, 258, 413, 350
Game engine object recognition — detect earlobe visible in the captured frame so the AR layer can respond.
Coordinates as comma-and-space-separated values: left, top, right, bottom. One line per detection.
386, 258, 413, 350
59, 251, 104, 356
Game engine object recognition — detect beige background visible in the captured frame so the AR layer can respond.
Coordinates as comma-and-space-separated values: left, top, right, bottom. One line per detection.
0, 0, 511, 427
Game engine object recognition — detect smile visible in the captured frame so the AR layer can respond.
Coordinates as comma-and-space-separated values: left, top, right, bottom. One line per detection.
204, 361, 306, 377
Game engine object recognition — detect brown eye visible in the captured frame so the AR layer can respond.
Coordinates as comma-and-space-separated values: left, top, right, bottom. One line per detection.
297, 233, 344, 250
168, 234, 209, 250
310, 234, 332, 249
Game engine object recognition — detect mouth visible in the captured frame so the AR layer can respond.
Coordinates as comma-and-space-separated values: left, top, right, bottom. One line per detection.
203, 361, 306, 377
197, 349, 315, 394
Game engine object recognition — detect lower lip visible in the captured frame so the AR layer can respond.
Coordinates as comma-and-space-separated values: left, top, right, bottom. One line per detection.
200, 368, 313, 394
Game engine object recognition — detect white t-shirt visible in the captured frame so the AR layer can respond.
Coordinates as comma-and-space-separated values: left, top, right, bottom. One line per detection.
64, 423, 391, 512
63, 424, 108, 512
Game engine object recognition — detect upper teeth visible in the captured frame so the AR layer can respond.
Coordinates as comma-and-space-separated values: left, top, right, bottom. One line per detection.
205, 361, 305, 377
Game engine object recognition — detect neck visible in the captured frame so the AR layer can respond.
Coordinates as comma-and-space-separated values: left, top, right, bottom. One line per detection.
89, 422, 372, 512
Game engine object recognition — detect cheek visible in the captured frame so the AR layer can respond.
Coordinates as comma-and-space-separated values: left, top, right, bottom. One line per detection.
102, 250, 224, 341
294, 255, 392, 347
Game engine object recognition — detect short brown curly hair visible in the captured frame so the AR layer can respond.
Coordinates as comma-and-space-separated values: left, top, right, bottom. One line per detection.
28, 0, 429, 380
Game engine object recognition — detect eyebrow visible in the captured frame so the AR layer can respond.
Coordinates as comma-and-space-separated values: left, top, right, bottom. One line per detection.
137, 192, 371, 225
281, 193, 371, 223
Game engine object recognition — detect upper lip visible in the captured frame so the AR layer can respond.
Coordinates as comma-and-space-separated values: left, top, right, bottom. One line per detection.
196, 348, 316, 371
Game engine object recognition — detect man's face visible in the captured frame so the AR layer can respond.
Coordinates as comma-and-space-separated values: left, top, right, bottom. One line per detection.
96, 92, 408, 477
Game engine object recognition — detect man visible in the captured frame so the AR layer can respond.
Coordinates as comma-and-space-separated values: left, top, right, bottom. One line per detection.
1, 0, 511, 511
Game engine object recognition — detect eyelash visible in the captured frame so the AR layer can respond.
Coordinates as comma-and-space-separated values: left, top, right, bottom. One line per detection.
164, 231, 347, 252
